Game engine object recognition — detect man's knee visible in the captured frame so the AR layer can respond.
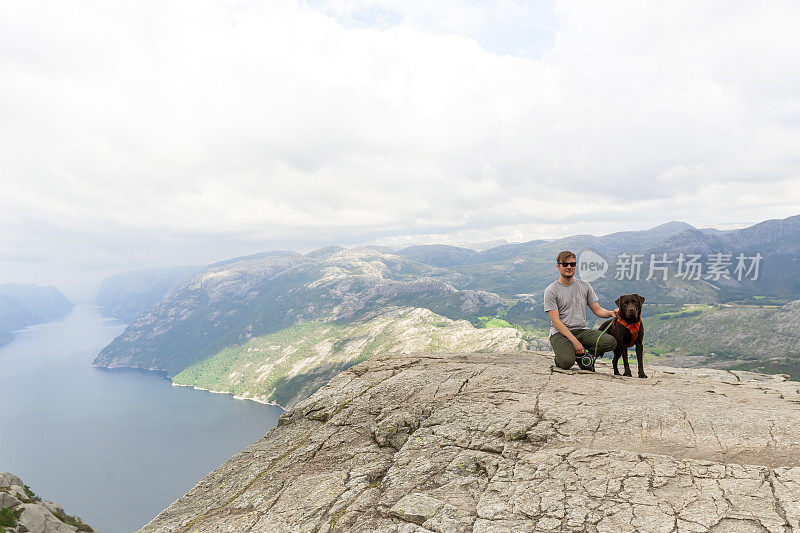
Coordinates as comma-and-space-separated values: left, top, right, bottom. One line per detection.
550, 333, 576, 369
554, 351, 575, 370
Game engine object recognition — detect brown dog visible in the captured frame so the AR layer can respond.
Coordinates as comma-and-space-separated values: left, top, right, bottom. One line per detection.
598, 294, 646, 378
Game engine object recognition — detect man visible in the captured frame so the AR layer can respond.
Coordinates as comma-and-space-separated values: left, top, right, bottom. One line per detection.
544, 250, 618, 371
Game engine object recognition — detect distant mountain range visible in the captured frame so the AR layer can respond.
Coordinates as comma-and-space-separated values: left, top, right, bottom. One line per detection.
95, 266, 200, 323
0, 284, 74, 346
94, 213, 800, 405
396, 216, 800, 311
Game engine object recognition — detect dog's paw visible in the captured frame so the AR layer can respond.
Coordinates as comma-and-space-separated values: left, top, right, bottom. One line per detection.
623, 370, 632, 377
638, 372, 648, 379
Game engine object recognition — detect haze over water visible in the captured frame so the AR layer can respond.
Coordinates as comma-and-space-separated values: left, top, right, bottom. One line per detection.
0, 305, 283, 532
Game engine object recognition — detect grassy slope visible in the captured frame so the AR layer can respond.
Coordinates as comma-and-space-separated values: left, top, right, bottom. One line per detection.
173, 307, 527, 407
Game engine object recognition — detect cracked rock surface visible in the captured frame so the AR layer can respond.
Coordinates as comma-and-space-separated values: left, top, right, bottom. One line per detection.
141, 351, 800, 532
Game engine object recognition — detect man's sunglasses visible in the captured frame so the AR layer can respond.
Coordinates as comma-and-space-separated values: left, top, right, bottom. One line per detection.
559, 261, 577, 267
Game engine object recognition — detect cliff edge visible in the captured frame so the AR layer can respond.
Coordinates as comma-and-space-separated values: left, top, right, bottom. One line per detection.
142, 351, 800, 532
0, 472, 93, 532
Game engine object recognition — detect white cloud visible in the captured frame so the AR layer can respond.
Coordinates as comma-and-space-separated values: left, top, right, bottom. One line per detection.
301, 0, 558, 57
1, 0, 800, 293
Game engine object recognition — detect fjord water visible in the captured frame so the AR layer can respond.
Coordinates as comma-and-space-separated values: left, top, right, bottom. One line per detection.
0, 305, 283, 532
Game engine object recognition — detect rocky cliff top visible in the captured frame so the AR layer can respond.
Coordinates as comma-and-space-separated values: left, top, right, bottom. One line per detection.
0, 472, 93, 533
142, 351, 800, 532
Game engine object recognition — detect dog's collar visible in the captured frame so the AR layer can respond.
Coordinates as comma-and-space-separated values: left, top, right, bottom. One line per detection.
617, 317, 641, 328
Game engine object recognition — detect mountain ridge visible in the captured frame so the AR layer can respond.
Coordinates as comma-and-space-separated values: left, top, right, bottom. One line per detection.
93, 248, 504, 377
95, 265, 200, 323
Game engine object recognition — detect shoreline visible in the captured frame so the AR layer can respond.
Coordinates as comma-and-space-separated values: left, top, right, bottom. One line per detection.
171, 382, 284, 409
93, 362, 285, 409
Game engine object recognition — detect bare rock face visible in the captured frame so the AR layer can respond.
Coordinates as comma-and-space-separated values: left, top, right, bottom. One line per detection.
141, 352, 800, 532
0, 472, 93, 533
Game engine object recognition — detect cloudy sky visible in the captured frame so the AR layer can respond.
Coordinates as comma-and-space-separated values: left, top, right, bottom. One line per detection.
2, 0, 800, 297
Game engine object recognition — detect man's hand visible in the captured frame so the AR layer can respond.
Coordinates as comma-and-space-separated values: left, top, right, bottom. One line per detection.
612, 308, 619, 319
572, 339, 585, 355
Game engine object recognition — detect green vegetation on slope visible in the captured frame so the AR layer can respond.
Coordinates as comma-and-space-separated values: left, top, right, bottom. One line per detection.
477, 317, 513, 328
173, 307, 526, 407
0, 506, 21, 528
174, 320, 343, 400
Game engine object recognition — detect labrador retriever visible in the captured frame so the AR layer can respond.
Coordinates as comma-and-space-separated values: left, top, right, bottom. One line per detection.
598, 294, 646, 378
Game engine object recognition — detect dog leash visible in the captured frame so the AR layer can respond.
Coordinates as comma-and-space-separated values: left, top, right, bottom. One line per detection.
593, 318, 616, 357
579, 318, 616, 370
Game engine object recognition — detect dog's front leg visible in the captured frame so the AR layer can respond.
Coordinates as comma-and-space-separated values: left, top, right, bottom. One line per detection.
622, 348, 633, 377
613, 348, 623, 376
636, 342, 647, 378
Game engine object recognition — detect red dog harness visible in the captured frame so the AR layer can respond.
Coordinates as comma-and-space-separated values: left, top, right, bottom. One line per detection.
617, 318, 641, 348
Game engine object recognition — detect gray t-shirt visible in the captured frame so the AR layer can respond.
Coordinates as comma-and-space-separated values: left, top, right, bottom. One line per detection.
543, 278, 599, 336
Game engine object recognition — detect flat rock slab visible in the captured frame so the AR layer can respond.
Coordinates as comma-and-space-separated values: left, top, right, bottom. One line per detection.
141, 352, 800, 532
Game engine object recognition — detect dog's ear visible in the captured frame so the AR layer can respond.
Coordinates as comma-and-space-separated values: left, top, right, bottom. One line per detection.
615, 296, 622, 306
635, 294, 645, 304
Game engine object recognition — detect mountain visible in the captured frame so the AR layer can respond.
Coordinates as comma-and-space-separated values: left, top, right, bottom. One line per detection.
460, 221, 694, 270
0, 293, 39, 333
172, 306, 526, 407
0, 283, 74, 324
209, 250, 296, 269
0, 284, 73, 347
727, 214, 800, 250
444, 221, 716, 309
394, 241, 521, 267
93, 248, 505, 380
95, 266, 200, 323
465, 239, 551, 264
364, 245, 396, 254
436, 215, 800, 309
396, 244, 479, 267
305, 246, 346, 258
640, 214, 800, 301
142, 351, 800, 532
454, 238, 510, 251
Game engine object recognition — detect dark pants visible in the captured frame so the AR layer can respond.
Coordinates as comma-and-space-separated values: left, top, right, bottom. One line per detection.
550, 328, 617, 370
